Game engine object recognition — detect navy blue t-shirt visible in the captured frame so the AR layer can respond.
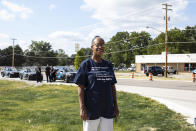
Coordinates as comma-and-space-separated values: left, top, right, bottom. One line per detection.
74, 58, 117, 120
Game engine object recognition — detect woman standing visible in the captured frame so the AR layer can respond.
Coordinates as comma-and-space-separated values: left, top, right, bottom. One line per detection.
74, 36, 119, 131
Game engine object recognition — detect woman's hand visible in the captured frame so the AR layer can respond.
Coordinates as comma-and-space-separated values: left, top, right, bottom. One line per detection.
114, 105, 119, 117
80, 106, 88, 121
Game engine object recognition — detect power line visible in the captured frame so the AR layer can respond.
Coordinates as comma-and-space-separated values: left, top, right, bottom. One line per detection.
110, 0, 178, 21
10, 34, 152, 55
12, 27, 195, 55
1, 41, 195, 59
167, 41, 196, 43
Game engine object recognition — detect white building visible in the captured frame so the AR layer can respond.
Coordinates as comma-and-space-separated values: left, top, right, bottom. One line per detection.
135, 52, 196, 73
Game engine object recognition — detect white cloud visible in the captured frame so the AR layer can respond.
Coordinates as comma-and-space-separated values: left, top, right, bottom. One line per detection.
49, 4, 56, 11
81, 0, 189, 37
0, 9, 15, 21
0, 33, 10, 49
46, 31, 86, 55
16, 39, 29, 50
0, 33, 9, 38
0, 42, 9, 49
48, 31, 84, 41
1, 0, 33, 19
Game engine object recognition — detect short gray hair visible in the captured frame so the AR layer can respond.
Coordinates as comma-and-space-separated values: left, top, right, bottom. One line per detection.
91, 36, 103, 45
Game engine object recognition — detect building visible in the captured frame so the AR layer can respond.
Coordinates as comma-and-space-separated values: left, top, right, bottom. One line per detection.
135, 52, 196, 73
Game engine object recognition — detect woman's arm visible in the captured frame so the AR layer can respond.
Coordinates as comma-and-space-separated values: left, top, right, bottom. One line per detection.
78, 85, 88, 121
112, 85, 119, 117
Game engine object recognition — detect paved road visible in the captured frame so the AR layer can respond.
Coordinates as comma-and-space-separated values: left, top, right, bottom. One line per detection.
116, 79, 196, 126
117, 78, 196, 90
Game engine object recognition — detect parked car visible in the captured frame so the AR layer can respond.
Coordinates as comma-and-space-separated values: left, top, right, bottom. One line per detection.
118, 67, 128, 71
127, 67, 136, 71
193, 69, 196, 74
55, 69, 65, 80
56, 67, 77, 83
113, 67, 119, 71
162, 66, 176, 74
1, 67, 19, 78
144, 66, 164, 76
19, 68, 42, 80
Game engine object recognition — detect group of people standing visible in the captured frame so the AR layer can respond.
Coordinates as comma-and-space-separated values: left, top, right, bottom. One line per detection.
45, 65, 56, 82
35, 64, 56, 83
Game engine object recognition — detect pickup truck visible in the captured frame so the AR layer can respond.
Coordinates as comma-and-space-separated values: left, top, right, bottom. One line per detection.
162, 66, 176, 74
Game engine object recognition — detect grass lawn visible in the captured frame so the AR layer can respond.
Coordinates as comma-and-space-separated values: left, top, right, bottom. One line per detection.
0, 80, 195, 131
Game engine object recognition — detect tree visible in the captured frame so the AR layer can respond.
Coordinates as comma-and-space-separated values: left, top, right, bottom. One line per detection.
56, 49, 72, 66
14, 45, 25, 66
25, 41, 58, 66
185, 25, 196, 41
104, 31, 151, 67
184, 25, 196, 53
129, 31, 151, 63
147, 32, 165, 55
103, 41, 112, 61
74, 49, 86, 70
73, 47, 92, 69
106, 32, 130, 67
80, 48, 92, 56
0, 45, 24, 66
148, 27, 193, 54
69, 54, 76, 65
24, 49, 36, 66
168, 28, 189, 53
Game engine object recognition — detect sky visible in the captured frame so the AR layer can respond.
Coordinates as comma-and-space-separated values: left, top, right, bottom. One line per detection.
0, 0, 196, 56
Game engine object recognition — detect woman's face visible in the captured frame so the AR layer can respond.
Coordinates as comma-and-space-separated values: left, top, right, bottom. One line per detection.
91, 38, 105, 57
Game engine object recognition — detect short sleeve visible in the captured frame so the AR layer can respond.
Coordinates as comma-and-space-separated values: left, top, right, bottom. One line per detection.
74, 61, 88, 86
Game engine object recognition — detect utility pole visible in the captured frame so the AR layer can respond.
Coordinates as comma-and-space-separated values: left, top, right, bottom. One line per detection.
11, 38, 17, 67
162, 3, 172, 78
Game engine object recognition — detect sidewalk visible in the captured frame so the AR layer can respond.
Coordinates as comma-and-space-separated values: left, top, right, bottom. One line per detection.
116, 84, 196, 126
115, 72, 193, 82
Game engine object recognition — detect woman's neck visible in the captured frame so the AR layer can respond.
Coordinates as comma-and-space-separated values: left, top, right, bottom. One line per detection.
91, 55, 102, 63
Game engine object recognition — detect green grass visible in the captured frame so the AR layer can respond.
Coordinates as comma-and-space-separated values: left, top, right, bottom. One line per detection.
0, 80, 195, 131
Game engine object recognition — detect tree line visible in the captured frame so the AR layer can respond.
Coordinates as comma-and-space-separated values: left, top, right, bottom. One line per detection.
0, 25, 195, 68
75, 25, 196, 69
0, 41, 75, 66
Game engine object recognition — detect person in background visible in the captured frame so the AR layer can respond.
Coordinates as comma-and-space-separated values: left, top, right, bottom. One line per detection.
45, 64, 51, 82
50, 66, 56, 82
74, 36, 119, 131
36, 64, 42, 83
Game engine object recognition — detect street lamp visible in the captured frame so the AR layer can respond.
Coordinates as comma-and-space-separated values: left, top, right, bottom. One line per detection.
11, 38, 17, 67
146, 26, 169, 77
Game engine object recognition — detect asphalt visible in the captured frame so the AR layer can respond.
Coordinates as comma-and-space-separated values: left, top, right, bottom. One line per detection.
117, 78, 196, 90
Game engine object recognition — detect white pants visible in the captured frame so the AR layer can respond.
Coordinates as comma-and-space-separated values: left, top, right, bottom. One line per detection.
83, 117, 113, 131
